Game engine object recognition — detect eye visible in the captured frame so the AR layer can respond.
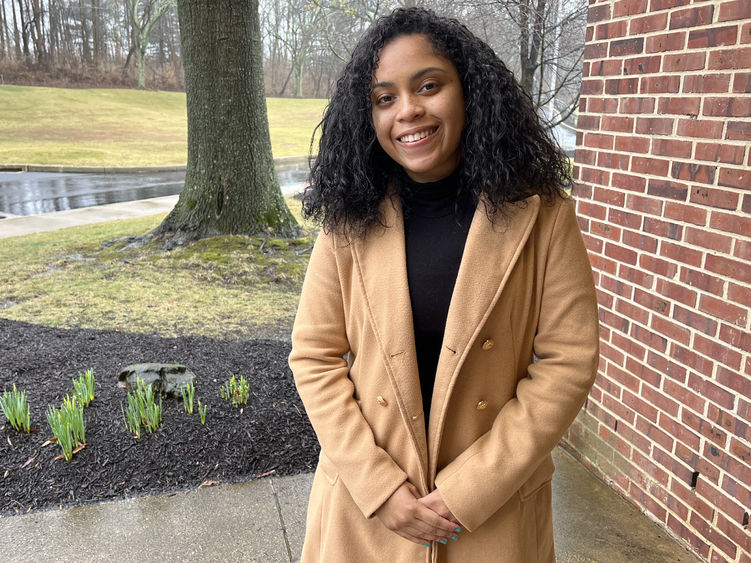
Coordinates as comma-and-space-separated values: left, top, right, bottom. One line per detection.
419, 82, 439, 93
374, 94, 394, 106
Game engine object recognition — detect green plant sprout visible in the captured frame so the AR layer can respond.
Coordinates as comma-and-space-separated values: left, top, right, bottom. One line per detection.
121, 377, 162, 438
198, 400, 207, 425
72, 369, 95, 407
181, 382, 195, 414
0, 384, 31, 433
220, 375, 250, 407
45, 396, 85, 462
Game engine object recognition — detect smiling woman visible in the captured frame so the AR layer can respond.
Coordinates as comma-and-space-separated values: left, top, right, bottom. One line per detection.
291, 7, 599, 563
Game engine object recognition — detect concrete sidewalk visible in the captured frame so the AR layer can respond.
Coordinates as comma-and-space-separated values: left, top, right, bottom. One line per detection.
0, 447, 699, 563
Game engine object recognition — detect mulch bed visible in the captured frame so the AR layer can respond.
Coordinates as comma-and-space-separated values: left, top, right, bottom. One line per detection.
0, 318, 320, 517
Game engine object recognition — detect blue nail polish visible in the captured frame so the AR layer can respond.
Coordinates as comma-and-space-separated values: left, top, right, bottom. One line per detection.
455, 527, 462, 532
440, 539, 447, 545
423, 542, 430, 547
451, 535, 458, 541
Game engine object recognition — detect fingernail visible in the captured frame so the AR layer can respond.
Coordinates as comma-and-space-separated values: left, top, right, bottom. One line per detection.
440, 539, 447, 544
423, 542, 430, 547
451, 535, 458, 541
455, 527, 462, 532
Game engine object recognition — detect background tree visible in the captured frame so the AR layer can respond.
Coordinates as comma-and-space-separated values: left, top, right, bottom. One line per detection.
153, 0, 298, 245
125, 0, 172, 88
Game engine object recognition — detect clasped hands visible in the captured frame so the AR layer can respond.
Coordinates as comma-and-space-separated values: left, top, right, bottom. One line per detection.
375, 482, 461, 545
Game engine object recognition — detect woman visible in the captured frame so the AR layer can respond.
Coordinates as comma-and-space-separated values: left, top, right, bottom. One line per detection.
289, 8, 599, 562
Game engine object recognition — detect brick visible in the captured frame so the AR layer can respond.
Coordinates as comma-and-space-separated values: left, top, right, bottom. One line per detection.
581, 233, 603, 253
673, 305, 718, 335
684, 226, 733, 253
670, 479, 713, 521
571, 180, 591, 198
591, 254, 618, 276
602, 389, 636, 422
689, 371, 736, 409
593, 186, 625, 206
647, 351, 687, 383
708, 47, 751, 69
676, 119, 724, 139
679, 267, 724, 296
665, 374, 707, 413
622, 230, 657, 253
587, 97, 619, 113
734, 72, 751, 93
742, 21, 751, 44
618, 97, 655, 114
591, 219, 622, 242
635, 117, 673, 136
584, 132, 615, 150
703, 96, 751, 117
613, 0, 648, 18
646, 179, 686, 200
662, 51, 706, 72
587, 3, 610, 23
633, 287, 669, 315
606, 77, 639, 95
695, 142, 746, 165
650, 0, 689, 10
612, 172, 646, 192
609, 38, 644, 57
580, 79, 604, 95
612, 329, 648, 363
744, 194, 751, 213
599, 307, 631, 334
699, 294, 748, 327
584, 42, 608, 61
726, 121, 751, 141
606, 362, 641, 393
622, 56, 661, 75
614, 135, 650, 154
640, 75, 680, 94
575, 148, 597, 165
605, 241, 638, 265
616, 298, 651, 326
635, 416, 673, 449
656, 278, 694, 306
689, 187, 739, 210
689, 511, 738, 560
670, 5, 715, 29
585, 26, 593, 45
660, 413, 701, 450
716, 513, 751, 555
661, 241, 703, 267
589, 59, 623, 76
646, 31, 686, 53
595, 20, 629, 41
627, 194, 662, 215
694, 333, 743, 372
640, 254, 678, 278
683, 408, 728, 448
597, 151, 630, 170
580, 166, 610, 186
630, 13, 668, 34
622, 262, 656, 288
728, 283, 751, 309
705, 253, 751, 284
643, 216, 682, 240
601, 116, 634, 133
652, 139, 692, 158
601, 273, 634, 300
734, 239, 751, 261
671, 162, 716, 184
657, 96, 700, 116
716, 363, 751, 397
663, 201, 707, 226
710, 210, 751, 238
631, 156, 670, 176
688, 26, 738, 49
683, 74, 731, 93
577, 199, 607, 220
625, 357, 661, 388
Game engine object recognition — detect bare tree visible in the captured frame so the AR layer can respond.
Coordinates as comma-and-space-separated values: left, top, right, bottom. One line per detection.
124, 0, 171, 88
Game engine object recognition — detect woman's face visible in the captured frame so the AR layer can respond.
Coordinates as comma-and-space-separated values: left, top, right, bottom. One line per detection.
370, 34, 465, 183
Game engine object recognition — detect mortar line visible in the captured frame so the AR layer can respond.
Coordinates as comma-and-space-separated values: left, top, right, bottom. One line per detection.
270, 478, 294, 563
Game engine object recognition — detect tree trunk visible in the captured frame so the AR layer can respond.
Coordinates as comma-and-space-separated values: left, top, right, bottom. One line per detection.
0, 0, 7, 59
154, 0, 298, 244
16, 0, 30, 61
11, 0, 22, 59
31, 0, 46, 64
91, 0, 99, 67
79, 0, 90, 63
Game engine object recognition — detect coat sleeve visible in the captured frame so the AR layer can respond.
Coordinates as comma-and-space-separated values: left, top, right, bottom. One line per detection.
289, 230, 408, 519
434, 198, 599, 531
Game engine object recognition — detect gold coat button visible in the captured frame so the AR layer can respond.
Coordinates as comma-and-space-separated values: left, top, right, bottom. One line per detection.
482, 339, 494, 351
476, 400, 488, 410
377, 396, 388, 407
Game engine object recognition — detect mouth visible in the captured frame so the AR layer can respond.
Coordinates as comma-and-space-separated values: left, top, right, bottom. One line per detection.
397, 127, 437, 144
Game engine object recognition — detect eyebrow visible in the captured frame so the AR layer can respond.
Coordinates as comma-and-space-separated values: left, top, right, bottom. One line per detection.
371, 67, 446, 91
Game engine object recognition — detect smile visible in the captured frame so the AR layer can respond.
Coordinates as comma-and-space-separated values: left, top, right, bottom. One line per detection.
397, 128, 437, 144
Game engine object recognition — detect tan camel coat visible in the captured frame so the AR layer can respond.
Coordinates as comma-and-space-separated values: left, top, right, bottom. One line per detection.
289, 193, 599, 562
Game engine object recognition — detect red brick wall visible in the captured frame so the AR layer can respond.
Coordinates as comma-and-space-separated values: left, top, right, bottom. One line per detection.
566, 1, 751, 561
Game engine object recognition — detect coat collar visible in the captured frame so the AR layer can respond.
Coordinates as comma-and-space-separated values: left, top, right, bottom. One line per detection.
351, 193, 541, 484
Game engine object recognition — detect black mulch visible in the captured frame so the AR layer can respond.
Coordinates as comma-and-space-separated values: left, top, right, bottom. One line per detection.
0, 318, 320, 517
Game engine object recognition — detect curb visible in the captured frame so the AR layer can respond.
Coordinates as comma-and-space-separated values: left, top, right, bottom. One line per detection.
0, 155, 312, 174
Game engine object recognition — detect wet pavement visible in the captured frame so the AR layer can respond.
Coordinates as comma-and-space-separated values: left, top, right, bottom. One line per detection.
0, 447, 699, 562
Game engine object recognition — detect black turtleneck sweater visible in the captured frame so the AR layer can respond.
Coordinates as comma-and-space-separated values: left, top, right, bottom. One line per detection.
400, 172, 475, 426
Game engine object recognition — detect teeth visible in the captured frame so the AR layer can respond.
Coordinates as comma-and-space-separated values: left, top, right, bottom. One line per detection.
400, 129, 434, 143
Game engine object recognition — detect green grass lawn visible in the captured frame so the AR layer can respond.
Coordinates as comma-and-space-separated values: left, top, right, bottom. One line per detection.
0, 85, 327, 166
0, 198, 317, 340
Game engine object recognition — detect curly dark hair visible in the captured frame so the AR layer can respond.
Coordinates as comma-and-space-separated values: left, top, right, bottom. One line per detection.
303, 7, 569, 237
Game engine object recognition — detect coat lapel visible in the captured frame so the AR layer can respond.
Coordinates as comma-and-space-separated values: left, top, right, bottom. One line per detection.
427, 195, 541, 477
351, 195, 429, 484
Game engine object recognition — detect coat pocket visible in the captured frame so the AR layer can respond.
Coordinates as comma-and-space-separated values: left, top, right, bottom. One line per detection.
518, 453, 555, 502
317, 451, 340, 486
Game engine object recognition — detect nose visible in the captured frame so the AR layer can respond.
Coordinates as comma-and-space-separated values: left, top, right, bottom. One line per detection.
396, 94, 424, 122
